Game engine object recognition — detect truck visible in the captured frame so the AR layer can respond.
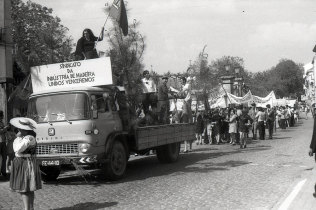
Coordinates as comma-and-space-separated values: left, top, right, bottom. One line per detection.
28, 57, 195, 181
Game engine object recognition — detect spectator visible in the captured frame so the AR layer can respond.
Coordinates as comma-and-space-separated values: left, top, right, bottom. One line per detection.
238, 108, 253, 149
256, 107, 266, 140
229, 109, 238, 145
195, 114, 205, 145
211, 110, 222, 145
220, 109, 229, 142
248, 103, 258, 140
266, 104, 275, 139
5, 125, 16, 174
206, 112, 213, 144
305, 105, 310, 120
0, 110, 9, 178
9, 117, 42, 210
279, 106, 286, 129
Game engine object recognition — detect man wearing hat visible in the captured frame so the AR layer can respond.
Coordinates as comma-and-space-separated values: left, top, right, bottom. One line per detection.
266, 104, 275, 139
158, 76, 170, 124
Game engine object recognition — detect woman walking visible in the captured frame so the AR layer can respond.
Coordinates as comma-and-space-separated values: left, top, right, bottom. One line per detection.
9, 117, 42, 210
228, 109, 238, 145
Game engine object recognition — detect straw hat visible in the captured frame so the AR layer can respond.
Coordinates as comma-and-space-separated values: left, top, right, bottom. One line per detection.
10, 117, 37, 130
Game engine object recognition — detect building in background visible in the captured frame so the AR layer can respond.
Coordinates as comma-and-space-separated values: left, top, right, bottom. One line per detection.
303, 62, 315, 106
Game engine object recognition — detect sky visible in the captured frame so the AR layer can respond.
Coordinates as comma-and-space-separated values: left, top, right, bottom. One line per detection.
29, 0, 316, 75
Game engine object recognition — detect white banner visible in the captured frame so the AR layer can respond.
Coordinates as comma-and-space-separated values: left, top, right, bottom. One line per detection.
31, 57, 113, 93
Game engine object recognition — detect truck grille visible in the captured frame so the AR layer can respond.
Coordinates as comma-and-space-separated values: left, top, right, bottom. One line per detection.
36, 144, 79, 155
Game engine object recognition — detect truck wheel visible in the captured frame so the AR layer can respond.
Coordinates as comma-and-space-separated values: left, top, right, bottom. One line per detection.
103, 141, 127, 180
40, 166, 61, 182
156, 142, 180, 163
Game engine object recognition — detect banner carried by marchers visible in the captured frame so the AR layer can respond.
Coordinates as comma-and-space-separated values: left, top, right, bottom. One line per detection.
30, 57, 113, 93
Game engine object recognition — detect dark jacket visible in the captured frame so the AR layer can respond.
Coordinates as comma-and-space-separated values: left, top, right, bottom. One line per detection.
238, 113, 253, 133
195, 116, 204, 134
158, 84, 169, 101
75, 36, 99, 60
310, 117, 316, 154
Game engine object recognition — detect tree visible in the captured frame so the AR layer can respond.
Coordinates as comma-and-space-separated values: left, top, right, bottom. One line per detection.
208, 55, 249, 96
11, 0, 74, 73
210, 56, 245, 79
252, 59, 304, 98
105, 15, 145, 119
189, 46, 214, 111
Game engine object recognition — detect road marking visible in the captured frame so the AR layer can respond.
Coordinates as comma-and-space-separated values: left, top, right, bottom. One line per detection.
266, 164, 275, 167
278, 179, 306, 210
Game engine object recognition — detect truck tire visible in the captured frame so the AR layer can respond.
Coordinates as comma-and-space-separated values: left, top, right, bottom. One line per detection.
40, 166, 61, 182
156, 142, 180, 163
103, 141, 127, 180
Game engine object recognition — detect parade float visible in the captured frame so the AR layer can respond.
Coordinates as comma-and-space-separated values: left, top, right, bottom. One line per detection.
28, 57, 195, 181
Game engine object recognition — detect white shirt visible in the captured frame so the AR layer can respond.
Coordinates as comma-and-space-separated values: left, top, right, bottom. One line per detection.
182, 83, 192, 102
13, 135, 36, 157
141, 78, 156, 93
256, 111, 266, 122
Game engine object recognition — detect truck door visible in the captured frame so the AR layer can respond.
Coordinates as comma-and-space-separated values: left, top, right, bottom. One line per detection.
90, 94, 119, 146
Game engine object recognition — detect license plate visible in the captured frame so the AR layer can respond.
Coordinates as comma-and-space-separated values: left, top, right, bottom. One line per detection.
41, 160, 60, 166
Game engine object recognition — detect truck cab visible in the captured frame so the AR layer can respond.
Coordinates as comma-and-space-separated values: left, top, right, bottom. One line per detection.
27, 86, 128, 181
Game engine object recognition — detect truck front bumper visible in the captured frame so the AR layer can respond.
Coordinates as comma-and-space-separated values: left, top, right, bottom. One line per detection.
38, 155, 98, 166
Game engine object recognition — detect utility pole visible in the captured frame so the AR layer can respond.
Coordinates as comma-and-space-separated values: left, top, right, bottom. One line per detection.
0, 0, 13, 123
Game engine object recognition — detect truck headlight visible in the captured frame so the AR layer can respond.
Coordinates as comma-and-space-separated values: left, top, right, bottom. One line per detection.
93, 129, 99, 135
79, 143, 91, 153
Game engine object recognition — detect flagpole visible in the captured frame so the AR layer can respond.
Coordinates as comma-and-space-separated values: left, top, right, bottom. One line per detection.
95, 0, 116, 48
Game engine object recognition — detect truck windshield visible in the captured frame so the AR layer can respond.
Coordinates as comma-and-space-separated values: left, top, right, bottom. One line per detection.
28, 93, 89, 123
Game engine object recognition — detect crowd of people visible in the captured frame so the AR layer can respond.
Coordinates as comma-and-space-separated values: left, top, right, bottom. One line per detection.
135, 70, 305, 152
190, 103, 301, 150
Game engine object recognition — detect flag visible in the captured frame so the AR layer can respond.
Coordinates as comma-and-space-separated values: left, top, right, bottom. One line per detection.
109, 0, 120, 20
119, 0, 128, 36
109, 0, 128, 36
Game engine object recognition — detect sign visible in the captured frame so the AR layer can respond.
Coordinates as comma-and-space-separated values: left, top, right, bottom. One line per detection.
31, 57, 113, 93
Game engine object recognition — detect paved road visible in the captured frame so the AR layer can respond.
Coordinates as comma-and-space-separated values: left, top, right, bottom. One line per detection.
0, 115, 315, 210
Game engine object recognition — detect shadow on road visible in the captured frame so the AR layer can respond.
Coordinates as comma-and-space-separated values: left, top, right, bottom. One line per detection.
107, 143, 272, 184
45, 140, 272, 186
51, 201, 118, 210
